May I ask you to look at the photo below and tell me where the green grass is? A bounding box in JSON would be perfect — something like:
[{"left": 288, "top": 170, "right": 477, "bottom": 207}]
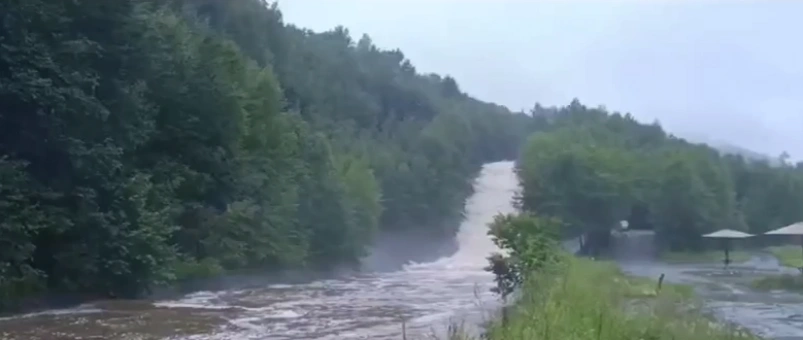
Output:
[
  {"left": 751, "top": 274, "right": 803, "bottom": 292},
  {"left": 751, "top": 246, "right": 803, "bottom": 292},
  {"left": 450, "top": 257, "right": 757, "bottom": 340},
  {"left": 660, "top": 250, "right": 752, "bottom": 264},
  {"left": 766, "top": 245, "right": 803, "bottom": 269}
]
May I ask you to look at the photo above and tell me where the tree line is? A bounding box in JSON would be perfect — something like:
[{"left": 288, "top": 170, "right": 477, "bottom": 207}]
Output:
[
  {"left": 482, "top": 103, "right": 773, "bottom": 340},
  {"left": 486, "top": 100, "right": 802, "bottom": 298},
  {"left": 0, "top": 0, "right": 537, "bottom": 310},
  {"left": 514, "top": 100, "right": 803, "bottom": 257}
]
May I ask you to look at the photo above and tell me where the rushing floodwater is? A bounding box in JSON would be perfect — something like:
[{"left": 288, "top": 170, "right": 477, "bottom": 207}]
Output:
[
  {"left": 4, "top": 161, "right": 803, "bottom": 339},
  {"left": 0, "top": 161, "right": 518, "bottom": 340}
]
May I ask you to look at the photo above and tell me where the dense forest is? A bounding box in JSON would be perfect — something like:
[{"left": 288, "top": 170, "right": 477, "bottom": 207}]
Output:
[
  {"left": 4, "top": 0, "right": 800, "bottom": 316},
  {"left": 514, "top": 100, "right": 803, "bottom": 257},
  {"left": 482, "top": 101, "right": 799, "bottom": 340},
  {"left": 0, "top": 0, "right": 539, "bottom": 309},
  {"left": 485, "top": 100, "right": 803, "bottom": 300}
]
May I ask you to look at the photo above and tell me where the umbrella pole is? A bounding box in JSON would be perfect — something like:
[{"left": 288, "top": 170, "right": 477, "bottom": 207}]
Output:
[{"left": 724, "top": 239, "right": 731, "bottom": 269}]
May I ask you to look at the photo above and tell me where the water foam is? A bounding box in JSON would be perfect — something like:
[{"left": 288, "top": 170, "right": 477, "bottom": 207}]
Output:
[{"left": 164, "top": 161, "right": 521, "bottom": 339}]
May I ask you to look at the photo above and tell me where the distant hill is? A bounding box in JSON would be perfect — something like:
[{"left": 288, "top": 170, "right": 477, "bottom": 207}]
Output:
[
  {"left": 707, "top": 142, "right": 782, "bottom": 165},
  {"left": 679, "top": 132, "right": 775, "bottom": 164},
  {"left": 713, "top": 143, "right": 770, "bottom": 161}
]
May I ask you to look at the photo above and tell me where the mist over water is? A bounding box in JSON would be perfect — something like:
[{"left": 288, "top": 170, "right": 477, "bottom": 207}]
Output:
[
  {"left": 137, "top": 162, "right": 803, "bottom": 339},
  {"left": 5, "top": 161, "right": 803, "bottom": 339},
  {"left": 611, "top": 230, "right": 659, "bottom": 263},
  {"left": 363, "top": 161, "right": 519, "bottom": 274},
  {"left": 152, "top": 161, "right": 519, "bottom": 339},
  {"left": 0, "top": 161, "right": 519, "bottom": 340},
  {"left": 360, "top": 228, "right": 459, "bottom": 274}
]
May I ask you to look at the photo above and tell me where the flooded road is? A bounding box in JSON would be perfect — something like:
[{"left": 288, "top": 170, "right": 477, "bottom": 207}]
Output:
[
  {"left": 616, "top": 232, "right": 803, "bottom": 340},
  {"left": 0, "top": 161, "right": 518, "bottom": 340}
]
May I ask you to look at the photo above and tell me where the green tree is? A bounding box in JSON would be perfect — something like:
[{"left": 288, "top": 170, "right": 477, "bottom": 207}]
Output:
[{"left": 485, "top": 213, "right": 562, "bottom": 298}]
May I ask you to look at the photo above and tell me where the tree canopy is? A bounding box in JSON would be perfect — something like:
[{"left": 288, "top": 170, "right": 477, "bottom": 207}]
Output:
[
  {"left": 516, "top": 100, "right": 803, "bottom": 256},
  {"left": 0, "top": 0, "right": 537, "bottom": 310},
  {"left": 4, "top": 0, "right": 800, "bottom": 314},
  {"left": 488, "top": 100, "right": 802, "bottom": 297}
]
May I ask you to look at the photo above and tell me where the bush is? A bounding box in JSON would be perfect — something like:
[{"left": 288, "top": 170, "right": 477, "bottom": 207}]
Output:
[{"left": 485, "top": 213, "right": 562, "bottom": 298}]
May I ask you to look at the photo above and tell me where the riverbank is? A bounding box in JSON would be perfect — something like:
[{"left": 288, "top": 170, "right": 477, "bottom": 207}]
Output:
[
  {"left": 766, "top": 245, "right": 803, "bottom": 268},
  {"left": 749, "top": 246, "right": 803, "bottom": 292},
  {"left": 450, "top": 257, "right": 758, "bottom": 340},
  {"left": 0, "top": 162, "right": 519, "bottom": 340},
  {"left": 0, "top": 225, "right": 461, "bottom": 318},
  {"left": 0, "top": 261, "right": 358, "bottom": 318}
]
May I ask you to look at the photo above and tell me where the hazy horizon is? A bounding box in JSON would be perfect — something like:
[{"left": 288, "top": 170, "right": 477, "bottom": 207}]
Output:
[{"left": 279, "top": 1, "right": 801, "bottom": 160}]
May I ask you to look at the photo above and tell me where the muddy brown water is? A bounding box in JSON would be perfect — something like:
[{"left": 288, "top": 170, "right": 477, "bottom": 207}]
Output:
[
  {"left": 0, "top": 163, "right": 517, "bottom": 340},
  {"left": 2, "top": 161, "right": 803, "bottom": 339}
]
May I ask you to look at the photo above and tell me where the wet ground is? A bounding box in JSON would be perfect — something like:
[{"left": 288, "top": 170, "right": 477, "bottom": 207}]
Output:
[
  {"left": 620, "top": 253, "right": 803, "bottom": 340},
  {"left": 1, "top": 161, "right": 803, "bottom": 339}
]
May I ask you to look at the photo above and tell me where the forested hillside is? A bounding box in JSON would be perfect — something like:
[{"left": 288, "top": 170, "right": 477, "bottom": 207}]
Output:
[
  {"left": 484, "top": 101, "right": 800, "bottom": 340},
  {"left": 516, "top": 100, "right": 803, "bottom": 256},
  {"left": 0, "top": 0, "right": 538, "bottom": 309}
]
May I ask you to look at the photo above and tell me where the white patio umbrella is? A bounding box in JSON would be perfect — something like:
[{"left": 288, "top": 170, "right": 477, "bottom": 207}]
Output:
[
  {"left": 702, "top": 229, "right": 754, "bottom": 268},
  {"left": 764, "top": 222, "right": 803, "bottom": 272}
]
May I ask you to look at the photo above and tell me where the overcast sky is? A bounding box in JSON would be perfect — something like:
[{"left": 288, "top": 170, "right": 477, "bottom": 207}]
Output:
[{"left": 279, "top": 1, "right": 801, "bottom": 159}]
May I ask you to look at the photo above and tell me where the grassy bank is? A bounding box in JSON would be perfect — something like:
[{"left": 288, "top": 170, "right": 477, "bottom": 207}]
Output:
[
  {"left": 470, "top": 257, "right": 756, "bottom": 340},
  {"left": 750, "top": 245, "right": 803, "bottom": 292},
  {"left": 766, "top": 245, "right": 803, "bottom": 268},
  {"left": 751, "top": 274, "right": 803, "bottom": 292},
  {"left": 660, "top": 250, "right": 752, "bottom": 264}
]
